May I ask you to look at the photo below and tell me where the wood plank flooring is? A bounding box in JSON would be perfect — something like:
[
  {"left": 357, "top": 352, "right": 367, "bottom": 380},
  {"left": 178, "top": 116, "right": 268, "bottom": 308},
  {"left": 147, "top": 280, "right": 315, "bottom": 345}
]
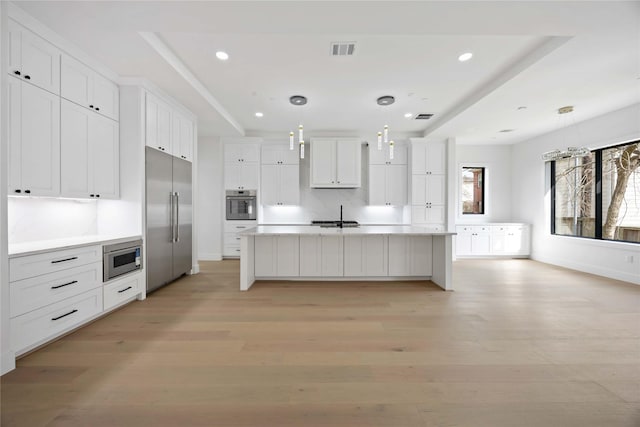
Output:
[{"left": 1, "top": 259, "right": 639, "bottom": 426}]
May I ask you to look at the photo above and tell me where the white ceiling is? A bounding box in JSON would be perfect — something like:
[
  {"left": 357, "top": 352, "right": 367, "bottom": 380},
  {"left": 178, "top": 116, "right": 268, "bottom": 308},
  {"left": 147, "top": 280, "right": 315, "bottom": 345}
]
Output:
[{"left": 12, "top": 1, "right": 640, "bottom": 145}]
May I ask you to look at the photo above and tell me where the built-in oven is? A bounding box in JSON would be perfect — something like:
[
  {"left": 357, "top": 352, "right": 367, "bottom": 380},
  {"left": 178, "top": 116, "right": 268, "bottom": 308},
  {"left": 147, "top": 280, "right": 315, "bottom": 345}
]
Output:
[
  {"left": 226, "top": 190, "right": 257, "bottom": 220},
  {"left": 103, "top": 239, "right": 143, "bottom": 282}
]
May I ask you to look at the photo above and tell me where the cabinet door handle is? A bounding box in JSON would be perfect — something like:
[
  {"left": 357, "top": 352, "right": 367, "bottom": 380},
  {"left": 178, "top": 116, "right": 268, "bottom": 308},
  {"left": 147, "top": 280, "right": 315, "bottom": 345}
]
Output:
[
  {"left": 51, "top": 309, "right": 78, "bottom": 321},
  {"left": 90, "top": 194, "right": 95, "bottom": 197},
  {"left": 51, "top": 256, "right": 78, "bottom": 264},
  {"left": 117, "top": 286, "right": 133, "bottom": 294},
  {"left": 51, "top": 280, "right": 78, "bottom": 290},
  {"left": 24, "top": 75, "right": 31, "bottom": 80},
  {"left": 89, "top": 105, "right": 94, "bottom": 108},
  {"left": 13, "top": 70, "right": 21, "bottom": 76},
  {"left": 96, "top": 194, "right": 100, "bottom": 198},
  {"left": 24, "top": 190, "right": 31, "bottom": 194}
]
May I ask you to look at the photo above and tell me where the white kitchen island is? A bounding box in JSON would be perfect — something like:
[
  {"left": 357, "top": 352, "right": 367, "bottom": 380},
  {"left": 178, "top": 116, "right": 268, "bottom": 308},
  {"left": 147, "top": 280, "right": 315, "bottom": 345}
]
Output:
[{"left": 239, "top": 226, "right": 455, "bottom": 291}]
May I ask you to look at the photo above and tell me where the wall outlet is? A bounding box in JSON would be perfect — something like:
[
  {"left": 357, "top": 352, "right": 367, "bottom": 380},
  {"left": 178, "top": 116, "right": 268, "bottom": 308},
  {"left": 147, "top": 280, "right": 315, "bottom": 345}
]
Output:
[{"left": 625, "top": 255, "right": 634, "bottom": 263}]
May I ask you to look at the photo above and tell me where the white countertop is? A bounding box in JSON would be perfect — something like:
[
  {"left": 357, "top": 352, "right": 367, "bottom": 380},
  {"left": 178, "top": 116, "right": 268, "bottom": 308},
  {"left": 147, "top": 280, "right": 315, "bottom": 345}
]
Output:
[
  {"left": 239, "top": 225, "right": 455, "bottom": 236},
  {"left": 9, "top": 234, "right": 143, "bottom": 258}
]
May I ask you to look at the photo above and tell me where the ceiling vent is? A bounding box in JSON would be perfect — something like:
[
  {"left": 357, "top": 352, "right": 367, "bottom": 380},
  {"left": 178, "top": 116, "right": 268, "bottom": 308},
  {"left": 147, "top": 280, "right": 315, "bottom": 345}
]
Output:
[
  {"left": 331, "top": 42, "right": 356, "bottom": 56},
  {"left": 414, "top": 113, "right": 434, "bottom": 120}
]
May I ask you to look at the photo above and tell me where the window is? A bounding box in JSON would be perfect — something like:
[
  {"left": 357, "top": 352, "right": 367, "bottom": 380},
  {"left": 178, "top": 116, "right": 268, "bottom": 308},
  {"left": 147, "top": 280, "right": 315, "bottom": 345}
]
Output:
[
  {"left": 461, "top": 167, "right": 485, "bottom": 214},
  {"left": 551, "top": 140, "right": 640, "bottom": 243}
]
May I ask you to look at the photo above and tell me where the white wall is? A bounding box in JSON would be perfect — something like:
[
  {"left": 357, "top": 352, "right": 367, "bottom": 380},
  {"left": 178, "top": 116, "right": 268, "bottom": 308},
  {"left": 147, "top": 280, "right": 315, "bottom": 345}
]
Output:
[
  {"left": 197, "top": 136, "right": 223, "bottom": 260},
  {"left": 512, "top": 103, "right": 640, "bottom": 284},
  {"left": 455, "top": 144, "right": 513, "bottom": 223}
]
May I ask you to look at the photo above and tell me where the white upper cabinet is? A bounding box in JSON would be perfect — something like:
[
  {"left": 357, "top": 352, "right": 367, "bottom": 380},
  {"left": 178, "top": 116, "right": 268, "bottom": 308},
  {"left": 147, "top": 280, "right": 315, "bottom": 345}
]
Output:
[
  {"left": 8, "top": 76, "right": 60, "bottom": 197},
  {"left": 261, "top": 144, "right": 299, "bottom": 165},
  {"left": 261, "top": 144, "right": 300, "bottom": 206},
  {"left": 225, "top": 143, "right": 260, "bottom": 163},
  {"left": 61, "top": 54, "right": 119, "bottom": 121},
  {"left": 368, "top": 145, "right": 408, "bottom": 206},
  {"left": 145, "top": 92, "right": 173, "bottom": 154},
  {"left": 172, "top": 111, "right": 194, "bottom": 162},
  {"left": 369, "top": 144, "right": 408, "bottom": 165},
  {"left": 310, "top": 138, "right": 361, "bottom": 188},
  {"left": 412, "top": 140, "right": 445, "bottom": 175},
  {"left": 60, "top": 100, "right": 119, "bottom": 199},
  {"left": 412, "top": 174, "right": 445, "bottom": 205},
  {"left": 8, "top": 20, "right": 60, "bottom": 95}
]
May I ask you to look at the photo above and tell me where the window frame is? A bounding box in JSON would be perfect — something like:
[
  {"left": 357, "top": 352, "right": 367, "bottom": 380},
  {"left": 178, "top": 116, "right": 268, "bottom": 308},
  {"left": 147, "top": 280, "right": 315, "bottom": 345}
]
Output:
[
  {"left": 550, "top": 139, "right": 640, "bottom": 245},
  {"left": 459, "top": 163, "right": 489, "bottom": 218}
]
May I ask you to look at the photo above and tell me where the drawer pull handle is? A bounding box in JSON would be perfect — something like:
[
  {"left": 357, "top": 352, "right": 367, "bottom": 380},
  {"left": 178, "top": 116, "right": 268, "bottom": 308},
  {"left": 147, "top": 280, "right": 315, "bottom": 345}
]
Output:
[
  {"left": 118, "top": 286, "right": 133, "bottom": 294},
  {"left": 51, "top": 256, "right": 78, "bottom": 264},
  {"left": 51, "top": 280, "right": 78, "bottom": 290},
  {"left": 51, "top": 309, "right": 78, "bottom": 321}
]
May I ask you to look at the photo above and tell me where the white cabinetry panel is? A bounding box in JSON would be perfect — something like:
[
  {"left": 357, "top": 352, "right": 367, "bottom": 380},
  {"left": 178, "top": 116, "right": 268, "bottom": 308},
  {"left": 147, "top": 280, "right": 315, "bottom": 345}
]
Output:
[
  {"left": 145, "top": 92, "right": 173, "bottom": 154},
  {"left": 344, "top": 236, "right": 388, "bottom": 277},
  {"left": 456, "top": 224, "right": 530, "bottom": 257},
  {"left": 8, "top": 76, "right": 60, "bottom": 197},
  {"left": 310, "top": 138, "right": 361, "bottom": 188},
  {"left": 260, "top": 144, "right": 300, "bottom": 206},
  {"left": 103, "top": 273, "right": 142, "bottom": 311},
  {"left": 8, "top": 19, "right": 60, "bottom": 95},
  {"left": 388, "top": 236, "right": 433, "bottom": 276},
  {"left": 254, "top": 236, "right": 299, "bottom": 277}
]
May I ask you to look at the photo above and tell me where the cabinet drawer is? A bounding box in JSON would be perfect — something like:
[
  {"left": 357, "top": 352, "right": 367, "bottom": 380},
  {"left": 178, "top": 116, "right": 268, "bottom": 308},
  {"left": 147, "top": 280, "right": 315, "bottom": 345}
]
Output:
[
  {"left": 224, "top": 232, "right": 242, "bottom": 246},
  {"left": 10, "top": 245, "right": 102, "bottom": 282},
  {"left": 11, "top": 287, "right": 103, "bottom": 354},
  {"left": 104, "top": 273, "right": 141, "bottom": 311},
  {"left": 10, "top": 261, "right": 102, "bottom": 317},
  {"left": 223, "top": 245, "right": 242, "bottom": 257},
  {"left": 224, "top": 222, "right": 255, "bottom": 233}
]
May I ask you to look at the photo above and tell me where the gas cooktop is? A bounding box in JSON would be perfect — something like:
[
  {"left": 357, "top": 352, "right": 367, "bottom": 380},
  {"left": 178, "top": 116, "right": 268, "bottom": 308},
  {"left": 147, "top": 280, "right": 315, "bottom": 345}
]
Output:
[{"left": 311, "top": 220, "right": 359, "bottom": 228}]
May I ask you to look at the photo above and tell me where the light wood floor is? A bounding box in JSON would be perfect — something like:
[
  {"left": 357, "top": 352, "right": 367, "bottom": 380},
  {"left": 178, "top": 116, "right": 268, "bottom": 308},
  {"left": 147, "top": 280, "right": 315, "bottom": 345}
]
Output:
[{"left": 1, "top": 259, "right": 639, "bottom": 426}]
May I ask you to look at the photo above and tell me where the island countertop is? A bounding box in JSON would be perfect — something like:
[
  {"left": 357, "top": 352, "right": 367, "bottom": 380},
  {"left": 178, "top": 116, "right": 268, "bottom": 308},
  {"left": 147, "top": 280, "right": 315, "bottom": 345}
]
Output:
[{"left": 239, "top": 225, "right": 456, "bottom": 236}]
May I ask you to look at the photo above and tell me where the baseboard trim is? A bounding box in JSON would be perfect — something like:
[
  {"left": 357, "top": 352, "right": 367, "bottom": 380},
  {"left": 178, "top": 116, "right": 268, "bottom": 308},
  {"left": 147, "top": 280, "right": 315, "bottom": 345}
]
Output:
[
  {"left": 191, "top": 263, "right": 200, "bottom": 275},
  {"left": 532, "top": 253, "right": 640, "bottom": 285},
  {"left": 1, "top": 349, "right": 16, "bottom": 375},
  {"left": 199, "top": 253, "right": 222, "bottom": 261}
]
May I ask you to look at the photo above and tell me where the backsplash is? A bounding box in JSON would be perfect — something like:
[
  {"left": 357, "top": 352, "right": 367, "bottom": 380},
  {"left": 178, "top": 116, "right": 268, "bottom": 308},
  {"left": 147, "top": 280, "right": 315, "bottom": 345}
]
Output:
[
  {"left": 259, "top": 145, "right": 409, "bottom": 224},
  {"left": 8, "top": 197, "right": 98, "bottom": 243}
]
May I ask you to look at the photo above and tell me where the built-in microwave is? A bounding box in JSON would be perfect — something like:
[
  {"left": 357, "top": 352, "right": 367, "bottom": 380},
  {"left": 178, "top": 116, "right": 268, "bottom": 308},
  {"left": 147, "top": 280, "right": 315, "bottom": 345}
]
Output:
[
  {"left": 226, "top": 190, "right": 257, "bottom": 220},
  {"left": 103, "top": 239, "right": 143, "bottom": 282}
]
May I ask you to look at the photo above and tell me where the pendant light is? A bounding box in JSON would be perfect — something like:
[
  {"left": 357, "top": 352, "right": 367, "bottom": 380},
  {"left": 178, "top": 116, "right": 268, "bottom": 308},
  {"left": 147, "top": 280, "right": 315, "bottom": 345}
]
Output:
[
  {"left": 289, "top": 95, "right": 307, "bottom": 159},
  {"left": 376, "top": 95, "right": 396, "bottom": 150},
  {"left": 541, "top": 106, "right": 589, "bottom": 161},
  {"left": 376, "top": 95, "right": 395, "bottom": 156}
]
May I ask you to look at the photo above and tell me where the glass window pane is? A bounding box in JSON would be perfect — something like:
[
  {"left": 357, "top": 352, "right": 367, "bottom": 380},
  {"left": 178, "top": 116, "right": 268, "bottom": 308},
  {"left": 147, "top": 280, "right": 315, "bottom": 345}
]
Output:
[
  {"left": 602, "top": 142, "right": 640, "bottom": 243},
  {"left": 554, "top": 154, "right": 595, "bottom": 237},
  {"left": 462, "top": 167, "right": 484, "bottom": 214}
]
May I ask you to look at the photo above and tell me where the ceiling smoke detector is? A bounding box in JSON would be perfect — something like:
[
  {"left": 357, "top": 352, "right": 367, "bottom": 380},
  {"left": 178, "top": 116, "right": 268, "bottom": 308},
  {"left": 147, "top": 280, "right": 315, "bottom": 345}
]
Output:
[
  {"left": 330, "top": 42, "right": 356, "bottom": 56},
  {"left": 289, "top": 95, "right": 308, "bottom": 106},
  {"left": 376, "top": 95, "right": 395, "bottom": 106},
  {"left": 414, "top": 113, "right": 434, "bottom": 120}
]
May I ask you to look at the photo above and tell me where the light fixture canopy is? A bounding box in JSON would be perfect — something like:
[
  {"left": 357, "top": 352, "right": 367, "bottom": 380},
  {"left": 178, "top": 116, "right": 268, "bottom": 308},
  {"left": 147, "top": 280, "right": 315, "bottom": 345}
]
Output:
[
  {"left": 289, "top": 95, "right": 308, "bottom": 106},
  {"left": 376, "top": 95, "right": 395, "bottom": 106}
]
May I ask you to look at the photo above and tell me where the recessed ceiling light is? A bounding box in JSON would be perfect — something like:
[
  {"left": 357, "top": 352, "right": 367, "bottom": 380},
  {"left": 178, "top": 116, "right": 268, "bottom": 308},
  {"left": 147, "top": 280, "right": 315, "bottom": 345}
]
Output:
[
  {"left": 404, "top": 113, "right": 413, "bottom": 118},
  {"left": 255, "top": 112, "right": 264, "bottom": 118},
  {"left": 458, "top": 52, "right": 473, "bottom": 62},
  {"left": 215, "top": 51, "right": 229, "bottom": 61}
]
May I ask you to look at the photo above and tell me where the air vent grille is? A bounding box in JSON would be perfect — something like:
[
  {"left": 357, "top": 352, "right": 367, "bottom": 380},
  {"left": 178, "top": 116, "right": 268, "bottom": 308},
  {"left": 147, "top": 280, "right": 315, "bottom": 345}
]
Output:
[
  {"left": 331, "top": 42, "right": 356, "bottom": 56},
  {"left": 415, "top": 113, "right": 434, "bottom": 120}
]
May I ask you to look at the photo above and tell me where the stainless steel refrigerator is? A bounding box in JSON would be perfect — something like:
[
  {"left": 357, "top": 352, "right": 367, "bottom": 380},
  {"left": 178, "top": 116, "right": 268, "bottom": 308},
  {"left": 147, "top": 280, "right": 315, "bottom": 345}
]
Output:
[{"left": 145, "top": 147, "right": 193, "bottom": 293}]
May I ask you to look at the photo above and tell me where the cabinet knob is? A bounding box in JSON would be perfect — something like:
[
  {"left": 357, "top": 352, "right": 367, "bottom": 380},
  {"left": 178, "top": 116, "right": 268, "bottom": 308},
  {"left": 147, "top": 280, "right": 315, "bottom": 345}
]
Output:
[
  {"left": 14, "top": 189, "right": 21, "bottom": 193},
  {"left": 24, "top": 190, "right": 31, "bottom": 194},
  {"left": 13, "top": 70, "right": 21, "bottom": 76},
  {"left": 89, "top": 105, "right": 94, "bottom": 109},
  {"left": 96, "top": 194, "right": 100, "bottom": 198},
  {"left": 24, "top": 75, "right": 31, "bottom": 80},
  {"left": 95, "top": 107, "right": 100, "bottom": 111},
  {"left": 90, "top": 194, "right": 95, "bottom": 197}
]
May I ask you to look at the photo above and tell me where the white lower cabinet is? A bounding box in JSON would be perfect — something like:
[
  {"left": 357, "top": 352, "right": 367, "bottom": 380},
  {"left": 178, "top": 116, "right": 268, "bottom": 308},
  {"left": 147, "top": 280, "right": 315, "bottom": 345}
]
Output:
[
  {"left": 388, "top": 235, "right": 433, "bottom": 276},
  {"left": 299, "top": 235, "right": 344, "bottom": 277},
  {"left": 224, "top": 221, "right": 256, "bottom": 257},
  {"left": 10, "top": 261, "right": 102, "bottom": 317},
  {"left": 344, "top": 235, "right": 388, "bottom": 277},
  {"left": 456, "top": 224, "right": 530, "bottom": 257},
  {"left": 103, "top": 272, "right": 142, "bottom": 311},
  {"left": 255, "top": 236, "right": 299, "bottom": 277},
  {"left": 11, "top": 287, "right": 102, "bottom": 355}
]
